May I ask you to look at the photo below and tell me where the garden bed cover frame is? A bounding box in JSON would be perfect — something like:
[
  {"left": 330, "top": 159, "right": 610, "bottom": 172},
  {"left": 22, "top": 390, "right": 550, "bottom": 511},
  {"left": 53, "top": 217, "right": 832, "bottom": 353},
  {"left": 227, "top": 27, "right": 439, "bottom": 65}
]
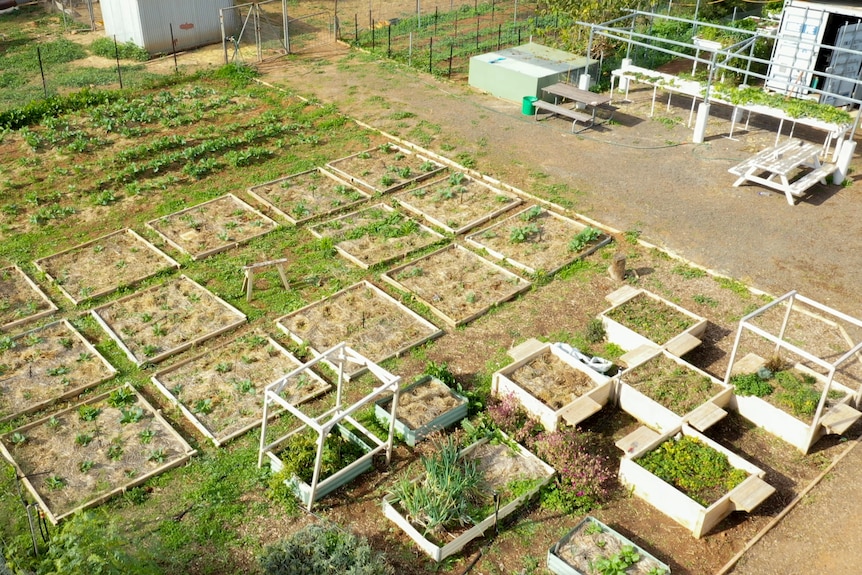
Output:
[{"left": 258, "top": 343, "right": 401, "bottom": 510}]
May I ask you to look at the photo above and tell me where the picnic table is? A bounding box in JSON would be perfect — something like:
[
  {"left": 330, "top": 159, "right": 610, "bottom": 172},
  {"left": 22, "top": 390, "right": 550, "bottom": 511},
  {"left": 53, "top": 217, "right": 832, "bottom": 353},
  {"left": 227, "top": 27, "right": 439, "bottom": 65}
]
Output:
[
  {"left": 728, "top": 138, "right": 838, "bottom": 205},
  {"left": 532, "top": 82, "right": 613, "bottom": 132}
]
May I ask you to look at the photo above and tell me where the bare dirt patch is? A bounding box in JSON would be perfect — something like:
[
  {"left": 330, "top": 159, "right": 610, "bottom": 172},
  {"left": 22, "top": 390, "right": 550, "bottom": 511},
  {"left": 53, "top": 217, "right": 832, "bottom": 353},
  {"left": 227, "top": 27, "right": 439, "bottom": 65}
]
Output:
[
  {"left": 381, "top": 376, "right": 464, "bottom": 430},
  {"left": 147, "top": 194, "right": 278, "bottom": 261},
  {"left": 466, "top": 205, "right": 608, "bottom": 275},
  {"left": 91, "top": 275, "right": 247, "bottom": 365},
  {"left": 0, "top": 385, "right": 195, "bottom": 523},
  {"left": 276, "top": 281, "right": 442, "bottom": 379},
  {"left": 34, "top": 228, "right": 179, "bottom": 305},
  {"left": 394, "top": 173, "right": 522, "bottom": 234},
  {"left": 0, "top": 320, "right": 116, "bottom": 423},
  {"left": 382, "top": 244, "right": 531, "bottom": 327},
  {"left": 326, "top": 142, "right": 446, "bottom": 193},
  {"left": 0, "top": 266, "right": 57, "bottom": 330},
  {"left": 309, "top": 203, "right": 445, "bottom": 269},
  {"left": 247, "top": 167, "right": 370, "bottom": 224}
]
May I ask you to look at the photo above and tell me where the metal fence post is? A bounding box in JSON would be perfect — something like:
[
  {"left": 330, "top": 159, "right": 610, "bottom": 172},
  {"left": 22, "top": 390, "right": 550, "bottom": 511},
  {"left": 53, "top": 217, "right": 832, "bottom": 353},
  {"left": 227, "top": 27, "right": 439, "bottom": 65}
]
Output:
[
  {"left": 448, "top": 43, "right": 453, "bottom": 77},
  {"left": 37, "top": 46, "right": 47, "bottom": 98},
  {"left": 113, "top": 35, "right": 123, "bottom": 89},
  {"left": 429, "top": 37, "right": 433, "bottom": 74},
  {"left": 388, "top": 24, "right": 391, "bottom": 58},
  {"left": 475, "top": 14, "right": 479, "bottom": 50}
]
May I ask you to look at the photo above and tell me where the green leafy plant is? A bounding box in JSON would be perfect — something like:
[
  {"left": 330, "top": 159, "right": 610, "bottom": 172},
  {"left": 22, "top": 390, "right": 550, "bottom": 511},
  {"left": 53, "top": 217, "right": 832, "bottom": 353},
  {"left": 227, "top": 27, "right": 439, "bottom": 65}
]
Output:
[
  {"left": 79, "top": 460, "right": 95, "bottom": 473},
  {"left": 509, "top": 223, "right": 539, "bottom": 244},
  {"left": 215, "top": 362, "right": 233, "bottom": 374},
  {"left": 45, "top": 475, "right": 67, "bottom": 491},
  {"left": 75, "top": 433, "right": 93, "bottom": 447},
  {"left": 78, "top": 405, "right": 102, "bottom": 422},
  {"left": 193, "top": 398, "right": 213, "bottom": 415},
  {"left": 108, "top": 387, "right": 137, "bottom": 407},
  {"left": 46, "top": 365, "right": 71, "bottom": 376},
  {"left": 107, "top": 444, "right": 124, "bottom": 461},
  {"left": 520, "top": 205, "right": 543, "bottom": 221},
  {"left": 47, "top": 416, "right": 61, "bottom": 429},
  {"left": 279, "top": 428, "right": 367, "bottom": 485},
  {"left": 120, "top": 406, "right": 145, "bottom": 424},
  {"left": 148, "top": 448, "right": 167, "bottom": 464},
  {"left": 731, "top": 372, "right": 774, "bottom": 397},
  {"left": 10, "top": 432, "right": 26, "bottom": 445},
  {"left": 139, "top": 428, "right": 156, "bottom": 444},
  {"left": 568, "top": 227, "right": 602, "bottom": 252}
]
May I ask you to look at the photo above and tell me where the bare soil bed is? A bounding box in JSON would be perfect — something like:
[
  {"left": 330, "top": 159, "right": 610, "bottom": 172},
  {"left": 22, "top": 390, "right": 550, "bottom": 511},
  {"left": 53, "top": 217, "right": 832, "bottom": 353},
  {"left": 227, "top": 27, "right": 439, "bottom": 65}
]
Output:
[
  {"left": 0, "top": 266, "right": 56, "bottom": 330},
  {"left": 309, "top": 203, "right": 445, "bottom": 269},
  {"left": 383, "top": 376, "right": 463, "bottom": 430},
  {"left": 623, "top": 353, "right": 725, "bottom": 415},
  {"left": 466, "top": 205, "right": 608, "bottom": 275},
  {"left": 276, "top": 281, "right": 442, "bottom": 379},
  {"left": 394, "top": 173, "right": 522, "bottom": 234},
  {"left": 152, "top": 332, "right": 331, "bottom": 446},
  {"left": 382, "top": 244, "right": 531, "bottom": 327},
  {"left": 0, "top": 320, "right": 117, "bottom": 423},
  {"left": 325, "top": 142, "right": 446, "bottom": 193},
  {"left": 34, "top": 228, "right": 179, "bottom": 305},
  {"left": 508, "top": 349, "right": 597, "bottom": 409},
  {"left": 91, "top": 275, "right": 247, "bottom": 365},
  {"left": 147, "top": 194, "right": 278, "bottom": 260},
  {"left": 247, "top": 167, "right": 370, "bottom": 224},
  {"left": 0, "top": 385, "right": 195, "bottom": 523}
]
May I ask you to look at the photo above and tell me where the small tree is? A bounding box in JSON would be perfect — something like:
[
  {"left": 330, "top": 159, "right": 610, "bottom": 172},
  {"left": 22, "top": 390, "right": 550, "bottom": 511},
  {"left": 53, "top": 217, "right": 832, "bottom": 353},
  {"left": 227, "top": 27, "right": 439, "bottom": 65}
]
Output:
[{"left": 259, "top": 524, "right": 393, "bottom": 575}]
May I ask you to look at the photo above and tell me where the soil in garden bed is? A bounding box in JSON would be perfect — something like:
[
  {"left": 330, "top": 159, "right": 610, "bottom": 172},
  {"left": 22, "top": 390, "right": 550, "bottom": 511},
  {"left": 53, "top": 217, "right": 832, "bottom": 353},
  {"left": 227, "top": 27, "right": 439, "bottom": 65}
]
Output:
[
  {"left": 466, "top": 205, "right": 604, "bottom": 274},
  {"left": 326, "top": 142, "right": 445, "bottom": 193},
  {"left": 623, "top": 353, "right": 724, "bottom": 415},
  {"left": 555, "top": 518, "right": 669, "bottom": 575},
  {"left": 0, "top": 267, "right": 54, "bottom": 328},
  {"left": 732, "top": 365, "right": 848, "bottom": 424},
  {"left": 605, "top": 292, "right": 697, "bottom": 346},
  {"left": 508, "top": 350, "right": 596, "bottom": 409},
  {"left": 384, "top": 377, "right": 463, "bottom": 430}
]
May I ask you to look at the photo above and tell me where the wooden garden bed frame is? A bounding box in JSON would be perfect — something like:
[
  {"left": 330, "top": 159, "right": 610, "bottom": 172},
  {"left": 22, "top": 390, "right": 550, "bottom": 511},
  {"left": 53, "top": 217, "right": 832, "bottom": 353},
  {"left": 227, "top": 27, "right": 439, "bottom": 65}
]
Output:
[
  {"left": 600, "top": 286, "right": 708, "bottom": 361},
  {"left": 618, "top": 424, "right": 774, "bottom": 539},
  {"left": 381, "top": 244, "right": 532, "bottom": 328},
  {"left": 492, "top": 341, "right": 613, "bottom": 431},
  {"left": 617, "top": 349, "right": 734, "bottom": 434},
  {"left": 464, "top": 206, "right": 611, "bottom": 276},
  {"left": 275, "top": 280, "right": 443, "bottom": 380},
  {"left": 393, "top": 174, "right": 522, "bottom": 235},
  {"left": 151, "top": 334, "right": 331, "bottom": 447},
  {"left": 0, "top": 265, "right": 57, "bottom": 330},
  {"left": 146, "top": 193, "right": 278, "bottom": 261},
  {"left": 308, "top": 203, "right": 445, "bottom": 270},
  {"left": 258, "top": 343, "right": 401, "bottom": 510},
  {"left": 325, "top": 143, "right": 446, "bottom": 194},
  {"left": 0, "top": 384, "right": 196, "bottom": 524},
  {"left": 0, "top": 319, "right": 117, "bottom": 424},
  {"left": 724, "top": 291, "right": 862, "bottom": 453},
  {"left": 247, "top": 167, "right": 371, "bottom": 225},
  {"left": 91, "top": 275, "right": 247, "bottom": 366},
  {"left": 33, "top": 228, "right": 180, "bottom": 305}
]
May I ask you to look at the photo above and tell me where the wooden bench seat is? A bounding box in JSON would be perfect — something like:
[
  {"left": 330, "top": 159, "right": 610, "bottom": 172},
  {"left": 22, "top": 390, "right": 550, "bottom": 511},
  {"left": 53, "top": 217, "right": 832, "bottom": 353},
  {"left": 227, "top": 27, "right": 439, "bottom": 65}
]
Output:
[
  {"left": 730, "top": 475, "right": 775, "bottom": 512},
  {"left": 532, "top": 100, "right": 593, "bottom": 132},
  {"left": 786, "top": 164, "right": 838, "bottom": 198}
]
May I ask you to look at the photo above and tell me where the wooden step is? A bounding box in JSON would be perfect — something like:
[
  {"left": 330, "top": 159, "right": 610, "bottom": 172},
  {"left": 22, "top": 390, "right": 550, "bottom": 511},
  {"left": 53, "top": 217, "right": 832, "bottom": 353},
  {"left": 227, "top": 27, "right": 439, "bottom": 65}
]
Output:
[
  {"left": 730, "top": 353, "right": 766, "bottom": 377},
  {"left": 507, "top": 338, "right": 546, "bottom": 362},
  {"left": 615, "top": 425, "right": 660, "bottom": 456},
  {"left": 605, "top": 285, "right": 640, "bottom": 306},
  {"left": 820, "top": 403, "right": 862, "bottom": 435},
  {"left": 665, "top": 332, "right": 702, "bottom": 356},
  {"left": 619, "top": 344, "right": 659, "bottom": 369},
  {"left": 686, "top": 402, "right": 727, "bottom": 432},
  {"left": 730, "top": 475, "right": 775, "bottom": 512},
  {"left": 559, "top": 396, "right": 603, "bottom": 427}
]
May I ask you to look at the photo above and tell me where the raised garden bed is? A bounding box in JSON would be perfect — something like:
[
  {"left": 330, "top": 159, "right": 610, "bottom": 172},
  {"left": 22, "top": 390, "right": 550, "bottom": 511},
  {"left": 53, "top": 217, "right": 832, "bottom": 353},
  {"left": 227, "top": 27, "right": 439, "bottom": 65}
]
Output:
[
  {"left": 33, "top": 228, "right": 180, "bottom": 305},
  {"left": 309, "top": 203, "right": 445, "bottom": 269},
  {"left": 151, "top": 332, "right": 331, "bottom": 446},
  {"left": 374, "top": 375, "right": 468, "bottom": 446},
  {"left": 276, "top": 281, "right": 442, "bottom": 380},
  {"left": 492, "top": 342, "right": 612, "bottom": 431},
  {"left": 0, "top": 266, "right": 57, "bottom": 330},
  {"left": 618, "top": 350, "right": 733, "bottom": 433},
  {"left": 91, "top": 275, "right": 247, "bottom": 366},
  {"left": 465, "top": 205, "right": 610, "bottom": 275},
  {"left": 0, "top": 320, "right": 117, "bottom": 424},
  {"left": 325, "top": 142, "right": 446, "bottom": 194},
  {"left": 618, "top": 424, "right": 774, "bottom": 538},
  {"left": 601, "top": 287, "right": 707, "bottom": 353},
  {"left": 393, "top": 172, "right": 522, "bottom": 234},
  {"left": 247, "top": 167, "right": 370, "bottom": 225},
  {"left": 548, "top": 516, "right": 670, "bottom": 575},
  {"left": 146, "top": 193, "right": 278, "bottom": 261},
  {"left": 0, "top": 384, "right": 196, "bottom": 524},
  {"left": 729, "top": 353, "right": 860, "bottom": 453},
  {"left": 383, "top": 433, "right": 555, "bottom": 561},
  {"left": 381, "top": 244, "right": 531, "bottom": 328}
]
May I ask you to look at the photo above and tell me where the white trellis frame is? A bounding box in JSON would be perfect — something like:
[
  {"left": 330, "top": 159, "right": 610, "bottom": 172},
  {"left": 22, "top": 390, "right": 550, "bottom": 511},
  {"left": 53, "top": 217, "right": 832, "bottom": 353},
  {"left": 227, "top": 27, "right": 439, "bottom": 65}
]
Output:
[
  {"left": 724, "top": 290, "right": 862, "bottom": 453},
  {"left": 257, "top": 342, "right": 401, "bottom": 510}
]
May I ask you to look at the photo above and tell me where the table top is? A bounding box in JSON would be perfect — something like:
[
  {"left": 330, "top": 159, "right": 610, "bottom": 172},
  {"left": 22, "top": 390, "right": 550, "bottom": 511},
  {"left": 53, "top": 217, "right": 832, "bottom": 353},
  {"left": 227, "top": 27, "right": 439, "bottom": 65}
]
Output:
[
  {"left": 750, "top": 139, "right": 820, "bottom": 176},
  {"left": 542, "top": 82, "right": 611, "bottom": 107}
]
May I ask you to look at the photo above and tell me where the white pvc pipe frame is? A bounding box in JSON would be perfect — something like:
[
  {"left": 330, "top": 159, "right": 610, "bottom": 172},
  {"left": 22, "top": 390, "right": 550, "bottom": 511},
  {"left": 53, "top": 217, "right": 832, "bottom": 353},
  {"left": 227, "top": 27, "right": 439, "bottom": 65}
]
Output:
[
  {"left": 257, "top": 342, "right": 401, "bottom": 510},
  {"left": 723, "top": 291, "right": 862, "bottom": 449}
]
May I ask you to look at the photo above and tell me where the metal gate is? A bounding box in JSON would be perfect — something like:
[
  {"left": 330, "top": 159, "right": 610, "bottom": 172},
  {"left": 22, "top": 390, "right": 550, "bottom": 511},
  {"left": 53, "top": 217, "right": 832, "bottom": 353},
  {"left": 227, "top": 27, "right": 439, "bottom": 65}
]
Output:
[
  {"left": 821, "top": 21, "right": 862, "bottom": 106},
  {"left": 286, "top": 11, "right": 335, "bottom": 54},
  {"left": 220, "top": 0, "right": 286, "bottom": 64}
]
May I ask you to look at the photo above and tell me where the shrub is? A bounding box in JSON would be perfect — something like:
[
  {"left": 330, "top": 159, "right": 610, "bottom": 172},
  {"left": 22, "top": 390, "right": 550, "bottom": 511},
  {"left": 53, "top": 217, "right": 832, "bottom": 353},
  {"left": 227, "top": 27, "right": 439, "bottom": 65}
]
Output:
[
  {"left": 259, "top": 523, "right": 393, "bottom": 575},
  {"left": 486, "top": 393, "right": 540, "bottom": 445},
  {"left": 90, "top": 37, "right": 150, "bottom": 61}
]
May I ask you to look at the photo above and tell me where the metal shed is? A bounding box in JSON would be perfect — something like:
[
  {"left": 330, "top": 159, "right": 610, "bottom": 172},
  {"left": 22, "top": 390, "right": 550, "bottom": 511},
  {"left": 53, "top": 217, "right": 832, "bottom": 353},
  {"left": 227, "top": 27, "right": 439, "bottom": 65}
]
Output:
[
  {"left": 101, "top": 0, "right": 239, "bottom": 54},
  {"left": 468, "top": 42, "right": 595, "bottom": 103}
]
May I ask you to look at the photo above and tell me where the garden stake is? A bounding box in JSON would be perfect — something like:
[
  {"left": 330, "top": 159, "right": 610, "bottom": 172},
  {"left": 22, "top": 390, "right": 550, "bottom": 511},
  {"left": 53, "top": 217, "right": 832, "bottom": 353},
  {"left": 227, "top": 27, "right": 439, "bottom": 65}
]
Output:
[
  {"left": 448, "top": 44, "right": 453, "bottom": 77},
  {"left": 388, "top": 24, "right": 391, "bottom": 58},
  {"left": 37, "top": 47, "right": 47, "bottom": 98},
  {"left": 429, "top": 37, "right": 433, "bottom": 74},
  {"left": 113, "top": 35, "right": 123, "bottom": 89}
]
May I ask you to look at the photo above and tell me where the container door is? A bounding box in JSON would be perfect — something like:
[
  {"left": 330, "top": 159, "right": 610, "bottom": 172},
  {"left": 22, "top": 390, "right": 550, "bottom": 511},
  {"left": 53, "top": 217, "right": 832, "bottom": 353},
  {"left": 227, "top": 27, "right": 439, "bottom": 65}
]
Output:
[
  {"left": 821, "top": 21, "right": 862, "bottom": 106},
  {"left": 766, "top": 4, "right": 828, "bottom": 95}
]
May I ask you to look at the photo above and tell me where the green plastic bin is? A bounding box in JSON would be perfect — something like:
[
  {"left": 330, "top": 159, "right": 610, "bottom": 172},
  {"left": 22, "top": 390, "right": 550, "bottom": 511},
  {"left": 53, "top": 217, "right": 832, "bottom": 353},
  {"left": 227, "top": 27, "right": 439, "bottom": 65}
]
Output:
[{"left": 522, "top": 96, "right": 538, "bottom": 115}]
